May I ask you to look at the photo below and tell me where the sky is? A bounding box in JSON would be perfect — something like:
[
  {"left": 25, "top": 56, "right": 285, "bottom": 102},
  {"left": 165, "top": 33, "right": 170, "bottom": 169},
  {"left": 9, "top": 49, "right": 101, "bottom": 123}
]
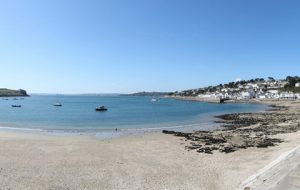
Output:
[{"left": 0, "top": 0, "right": 300, "bottom": 94}]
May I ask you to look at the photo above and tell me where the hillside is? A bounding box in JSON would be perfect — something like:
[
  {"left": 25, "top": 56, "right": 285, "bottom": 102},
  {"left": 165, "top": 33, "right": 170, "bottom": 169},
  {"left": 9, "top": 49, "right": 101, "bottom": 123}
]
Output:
[
  {"left": 171, "top": 76, "right": 300, "bottom": 99},
  {"left": 0, "top": 88, "right": 29, "bottom": 97}
]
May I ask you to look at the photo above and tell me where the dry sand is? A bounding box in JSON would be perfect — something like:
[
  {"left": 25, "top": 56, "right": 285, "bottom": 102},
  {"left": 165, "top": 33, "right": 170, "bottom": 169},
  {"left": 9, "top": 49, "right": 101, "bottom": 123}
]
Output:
[{"left": 0, "top": 130, "right": 300, "bottom": 190}]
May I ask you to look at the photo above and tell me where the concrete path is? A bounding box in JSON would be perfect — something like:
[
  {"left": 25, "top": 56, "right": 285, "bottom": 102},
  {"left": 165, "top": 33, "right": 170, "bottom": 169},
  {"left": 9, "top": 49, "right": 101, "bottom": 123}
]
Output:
[
  {"left": 270, "top": 163, "right": 300, "bottom": 190},
  {"left": 241, "top": 145, "right": 300, "bottom": 190}
]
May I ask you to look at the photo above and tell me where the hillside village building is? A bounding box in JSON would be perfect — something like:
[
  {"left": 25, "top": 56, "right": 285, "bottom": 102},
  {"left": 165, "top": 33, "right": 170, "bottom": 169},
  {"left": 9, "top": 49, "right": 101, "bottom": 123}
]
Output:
[{"left": 193, "top": 79, "right": 299, "bottom": 100}]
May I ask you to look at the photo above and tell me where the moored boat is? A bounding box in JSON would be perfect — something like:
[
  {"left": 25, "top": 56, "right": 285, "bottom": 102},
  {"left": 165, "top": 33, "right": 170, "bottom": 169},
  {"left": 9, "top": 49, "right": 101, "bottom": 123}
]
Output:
[
  {"left": 95, "top": 106, "right": 108, "bottom": 111},
  {"left": 53, "top": 103, "right": 62, "bottom": 107},
  {"left": 11, "top": 105, "right": 21, "bottom": 108},
  {"left": 151, "top": 98, "right": 158, "bottom": 102}
]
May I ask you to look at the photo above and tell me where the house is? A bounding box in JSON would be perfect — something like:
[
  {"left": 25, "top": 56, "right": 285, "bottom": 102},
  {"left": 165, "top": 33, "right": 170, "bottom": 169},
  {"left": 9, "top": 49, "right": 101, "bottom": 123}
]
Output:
[
  {"left": 241, "top": 92, "right": 250, "bottom": 99},
  {"left": 258, "top": 94, "right": 266, "bottom": 99},
  {"left": 295, "top": 83, "right": 300, "bottom": 87},
  {"left": 241, "top": 90, "right": 256, "bottom": 99},
  {"left": 265, "top": 90, "right": 280, "bottom": 99},
  {"left": 280, "top": 92, "right": 296, "bottom": 100},
  {"left": 221, "top": 88, "right": 229, "bottom": 93},
  {"left": 268, "top": 90, "right": 278, "bottom": 93},
  {"left": 237, "top": 84, "right": 244, "bottom": 89}
]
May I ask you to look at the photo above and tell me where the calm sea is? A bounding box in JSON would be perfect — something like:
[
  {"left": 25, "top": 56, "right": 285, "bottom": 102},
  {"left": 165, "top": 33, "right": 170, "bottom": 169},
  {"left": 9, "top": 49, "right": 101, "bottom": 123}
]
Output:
[{"left": 0, "top": 95, "right": 267, "bottom": 133}]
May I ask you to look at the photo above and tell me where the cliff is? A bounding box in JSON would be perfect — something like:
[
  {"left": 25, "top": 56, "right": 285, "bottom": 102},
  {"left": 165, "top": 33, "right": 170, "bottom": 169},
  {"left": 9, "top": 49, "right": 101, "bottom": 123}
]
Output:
[{"left": 0, "top": 88, "right": 29, "bottom": 97}]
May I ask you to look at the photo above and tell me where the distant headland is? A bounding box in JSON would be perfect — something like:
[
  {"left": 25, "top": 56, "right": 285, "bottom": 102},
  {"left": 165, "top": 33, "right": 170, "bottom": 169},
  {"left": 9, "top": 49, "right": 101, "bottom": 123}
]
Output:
[
  {"left": 124, "top": 91, "right": 171, "bottom": 96},
  {"left": 0, "top": 88, "right": 29, "bottom": 97}
]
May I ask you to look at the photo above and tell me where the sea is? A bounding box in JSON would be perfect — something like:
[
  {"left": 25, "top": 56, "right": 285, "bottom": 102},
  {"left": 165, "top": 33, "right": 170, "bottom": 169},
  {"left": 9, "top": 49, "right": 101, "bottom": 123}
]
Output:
[{"left": 0, "top": 95, "right": 268, "bottom": 136}]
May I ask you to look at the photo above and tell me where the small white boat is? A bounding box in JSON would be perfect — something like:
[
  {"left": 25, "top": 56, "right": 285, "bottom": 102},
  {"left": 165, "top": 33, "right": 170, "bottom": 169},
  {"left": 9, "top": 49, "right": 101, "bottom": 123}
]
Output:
[
  {"left": 53, "top": 103, "right": 62, "bottom": 107},
  {"left": 151, "top": 98, "right": 158, "bottom": 102}
]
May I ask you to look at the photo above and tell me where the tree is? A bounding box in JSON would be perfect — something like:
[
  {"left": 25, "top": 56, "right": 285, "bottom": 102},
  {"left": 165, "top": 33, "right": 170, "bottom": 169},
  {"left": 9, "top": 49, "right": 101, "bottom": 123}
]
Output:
[{"left": 268, "top": 77, "right": 275, "bottom": 81}]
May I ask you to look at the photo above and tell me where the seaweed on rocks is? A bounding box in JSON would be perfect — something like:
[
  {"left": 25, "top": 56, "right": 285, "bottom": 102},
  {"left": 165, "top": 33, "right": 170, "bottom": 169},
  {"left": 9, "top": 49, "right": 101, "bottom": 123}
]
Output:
[{"left": 162, "top": 103, "right": 300, "bottom": 154}]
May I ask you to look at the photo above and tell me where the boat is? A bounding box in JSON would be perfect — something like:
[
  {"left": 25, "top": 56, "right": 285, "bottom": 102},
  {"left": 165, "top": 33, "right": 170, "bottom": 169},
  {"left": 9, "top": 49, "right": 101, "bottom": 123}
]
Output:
[
  {"left": 95, "top": 106, "right": 108, "bottom": 111},
  {"left": 11, "top": 105, "right": 21, "bottom": 108},
  {"left": 13, "top": 98, "right": 18, "bottom": 100},
  {"left": 53, "top": 103, "right": 62, "bottom": 107},
  {"left": 151, "top": 98, "right": 158, "bottom": 102}
]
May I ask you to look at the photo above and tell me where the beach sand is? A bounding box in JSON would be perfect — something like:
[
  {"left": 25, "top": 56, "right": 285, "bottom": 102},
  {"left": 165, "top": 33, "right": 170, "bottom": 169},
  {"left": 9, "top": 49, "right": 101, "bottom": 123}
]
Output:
[{"left": 0, "top": 130, "right": 300, "bottom": 190}]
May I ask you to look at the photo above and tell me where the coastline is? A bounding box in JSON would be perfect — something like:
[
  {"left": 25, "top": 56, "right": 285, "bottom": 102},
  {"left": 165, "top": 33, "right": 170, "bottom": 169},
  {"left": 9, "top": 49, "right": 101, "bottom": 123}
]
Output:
[
  {"left": 165, "top": 95, "right": 289, "bottom": 105},
  {"left": 165, "top": 95, "right": 223, "bottom": 103},
  {"left": 0, "top": 99, "right": 299, "bottom": 189}
]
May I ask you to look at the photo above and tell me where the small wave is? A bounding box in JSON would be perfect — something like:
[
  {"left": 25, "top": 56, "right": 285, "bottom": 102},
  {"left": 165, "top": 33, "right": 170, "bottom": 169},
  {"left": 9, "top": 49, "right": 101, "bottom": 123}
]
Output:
[
  {"left": 123, "top": 122, "right": 213, "bottom": 131},
  {"left": 0, "top": 121, "right": 216, "bottom": 134},
  {"left": 0, "top": 126, "right": 43, "bottom": 132}
]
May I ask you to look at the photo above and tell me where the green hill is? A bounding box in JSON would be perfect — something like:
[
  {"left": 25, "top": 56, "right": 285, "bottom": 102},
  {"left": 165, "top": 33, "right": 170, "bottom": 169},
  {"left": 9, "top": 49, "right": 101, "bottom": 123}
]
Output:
[{"left": 0, "top": 88, "right": 29, "bottom": 97}]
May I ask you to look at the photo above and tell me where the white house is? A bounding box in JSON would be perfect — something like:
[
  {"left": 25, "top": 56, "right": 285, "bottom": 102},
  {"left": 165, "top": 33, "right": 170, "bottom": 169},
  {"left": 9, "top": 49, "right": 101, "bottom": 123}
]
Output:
[
  {"left": 252, "top": 84, "right": 259, "bottom": 89},
  {"left": 280, "top": 92, "right": 296, "bottom": 99},
  {"left": 295, "top": 83, "right": 300, "bottom": 87},
  {"left": 221, "top": 88, "right": 229, "bottom": 93},
  {"left": 258, "top": 94, "right": 266, "bottom": 99},
  {"left": 238, "top": 84, "right": 244, "bottom": 89},
  {"left": 241, "top": 90, "right": 256, "bottom": 99},
  {"left": 267, "top": 90, "right": 279, "bottom": 97},
  {"left": 241, "top": 92, "right": 250, "bottom": 99}
]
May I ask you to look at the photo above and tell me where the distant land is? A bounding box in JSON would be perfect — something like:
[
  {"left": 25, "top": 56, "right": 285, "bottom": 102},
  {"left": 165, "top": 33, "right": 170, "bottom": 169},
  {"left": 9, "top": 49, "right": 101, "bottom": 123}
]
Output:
[
  {"left": 124, "top": 91, "right": 171, "bottom": 96},
  {"left": 30, "top": 93, "right": 121, "bottom": 96},
  {"left": 0, "top": 88, "right": 29, "bottom": 97}
]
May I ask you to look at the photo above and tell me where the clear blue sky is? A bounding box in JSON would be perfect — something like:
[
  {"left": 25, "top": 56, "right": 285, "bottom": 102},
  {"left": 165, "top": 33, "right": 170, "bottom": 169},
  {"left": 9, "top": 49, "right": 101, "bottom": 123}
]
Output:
[{"left": 1, "top": 0, "right": 299, "bottom": 94}]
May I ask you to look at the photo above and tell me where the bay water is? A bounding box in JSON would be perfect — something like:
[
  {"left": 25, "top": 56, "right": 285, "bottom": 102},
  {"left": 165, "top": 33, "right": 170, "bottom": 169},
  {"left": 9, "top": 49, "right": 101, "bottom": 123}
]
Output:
[{"left": 0, "top": 95, "right": 267, "bottom": 133}]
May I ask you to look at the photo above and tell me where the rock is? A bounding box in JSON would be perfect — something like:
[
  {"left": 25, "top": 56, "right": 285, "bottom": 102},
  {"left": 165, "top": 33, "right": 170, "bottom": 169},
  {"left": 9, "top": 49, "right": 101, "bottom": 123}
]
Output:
[{"left": 162, "top": 104, "right": 298, "bottom": 154}]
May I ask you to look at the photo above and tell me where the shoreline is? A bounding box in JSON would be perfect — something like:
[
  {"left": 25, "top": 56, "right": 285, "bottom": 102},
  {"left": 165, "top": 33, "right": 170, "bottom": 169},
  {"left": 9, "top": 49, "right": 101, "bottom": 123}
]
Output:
[
  {"left": 165, "top": 95, "right": 298, "bottom": 104},
  {"left": 0, "top": 122, "right": 216, "bottom": 139}
]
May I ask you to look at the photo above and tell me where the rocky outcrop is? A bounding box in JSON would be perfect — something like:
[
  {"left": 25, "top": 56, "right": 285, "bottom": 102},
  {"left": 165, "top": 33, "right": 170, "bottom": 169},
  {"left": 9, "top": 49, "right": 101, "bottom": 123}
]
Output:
[{"left": 163, "top": 104, "right": 300, "bottom": 154}]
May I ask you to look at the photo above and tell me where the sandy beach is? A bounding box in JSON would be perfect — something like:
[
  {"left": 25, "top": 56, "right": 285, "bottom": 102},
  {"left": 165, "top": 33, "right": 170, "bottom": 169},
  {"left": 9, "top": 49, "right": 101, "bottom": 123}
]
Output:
[
  {"left": 0, "top": 100, "right": 300, "bottom": 190},
  {"left": 0, "top": 131, "right": 299, "bottom": 189}
]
